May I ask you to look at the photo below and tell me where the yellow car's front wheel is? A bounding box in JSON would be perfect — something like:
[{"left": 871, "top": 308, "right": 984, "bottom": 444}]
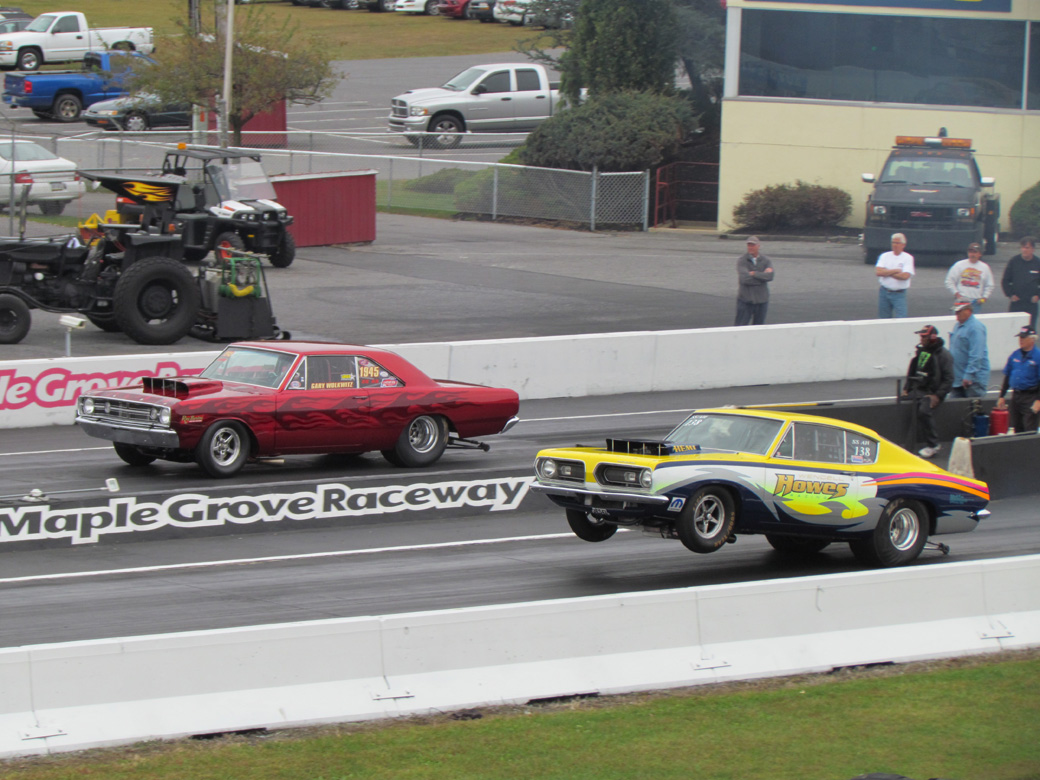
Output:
[{"left": 677, "top": 486, "right": 736, "bottom": 554}]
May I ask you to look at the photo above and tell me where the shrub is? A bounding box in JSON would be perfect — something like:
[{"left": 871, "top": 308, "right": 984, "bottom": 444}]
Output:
[
  {"left": 403, "top": 167, "right": 477, "bottom": 194},
  {"left": 1009, "top": 180, "right": 1040, "bottom": 238},
  {"left": 732, "top": 181, "right": 852, "bottom": 232},
  {"left": 518, "top": 91, "right": 696, "bottom": 173}
]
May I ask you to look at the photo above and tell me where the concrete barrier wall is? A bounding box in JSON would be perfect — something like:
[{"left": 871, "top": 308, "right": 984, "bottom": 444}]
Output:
[
  {"left": 1, "top": 313, "right": 1026, "bottom": 429},
  {"left": 2, "top": 554, "right": 1037, "bottom": 758}
]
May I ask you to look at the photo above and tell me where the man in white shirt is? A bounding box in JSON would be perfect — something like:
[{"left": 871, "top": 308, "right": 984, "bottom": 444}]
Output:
[
  {"left": 875, "top": 233, "right": 915, "bottom": 318},
  {"left": 944, "top": 242, "right": 995, "bottom": 312}
]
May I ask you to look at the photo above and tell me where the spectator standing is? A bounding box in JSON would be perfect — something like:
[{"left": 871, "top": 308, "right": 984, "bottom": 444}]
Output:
[
  {"left": 995, "top": 326, "right": 1040, "bottom": 433},
  {"left": 944, "top": 242, "right": 995, "bottom": 312},
  {"left": 1001, "top": 236, "right": 1040, "bottom": 331},
  {"left": 734, "top": 235, "right": 774, "bottom": 326},
  {"left": 901, "top": 324, "right": 953, "bottom": 458},
  {"left": 948, "top": 298, "right": 989, "bottom": 398},
  {"left": 876, "top": 233, "right": 914, "bottom": 318}
]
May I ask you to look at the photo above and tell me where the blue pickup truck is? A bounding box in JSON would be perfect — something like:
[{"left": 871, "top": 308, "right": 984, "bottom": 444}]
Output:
[{"left": 2, "top": 49, "right": 154, "bottom": 122}]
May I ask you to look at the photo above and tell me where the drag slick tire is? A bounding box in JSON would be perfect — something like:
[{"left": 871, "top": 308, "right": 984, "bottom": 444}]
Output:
[
  {"left": 113, "top": 443, "right": 156, "bottom": 467},
  {"left": 382, "top": 415, "right": 448, "bottom": 467},
  {"left": 196, "top": 421, "right": 250, "bottom": 478},
  {"left": 850, "top": 498, "right": 928, "bottom": 567},
  {"left": 0, "top": 293, "right": 31, "bottom": 344},
  {"left": 566, "top": 509, "right": 618, "bottom": 542},
  {"left": 676, "top": 486, "right": 736, "bottom": 553},
  {"left": 113, "top": 257, "right": 201, "bottom": 345}
]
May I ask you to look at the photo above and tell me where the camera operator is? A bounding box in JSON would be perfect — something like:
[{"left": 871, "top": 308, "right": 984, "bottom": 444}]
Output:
[{"left": 901, "top": 324, "right": 954, "bottom": 458}]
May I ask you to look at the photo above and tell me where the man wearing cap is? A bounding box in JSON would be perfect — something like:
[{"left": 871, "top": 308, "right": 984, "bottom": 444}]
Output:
[
  {"left": 876, "top": 233, "right": 914, "bottom": 318},
  {"left": 1001, "top": 236, "right": 1039, "bottom": 331},
  {"left": 995, "top": 326, "right": 1040, "bottom": 432},
  {"left": 944, "top": 243, "right": 995, "bottom": 312},
  {"left": 734, "top": 236, "right": 774, "bottom": 326},
  {"left": 901, "top": 324, "right": 953, "bottom": 458},
  {"left": 948, "top": 298, "right": 989, "bottom": 398}
]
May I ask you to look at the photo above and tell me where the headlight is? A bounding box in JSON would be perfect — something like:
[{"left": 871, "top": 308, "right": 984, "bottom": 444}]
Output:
[
  {"left": 80, "top": 397, "right": 94, "bottom": 415},
  {"left": 409, "top": 106, "right": 429, "bottom": 117},
  {"left": 0, "top": 42, "right": 13, "bottom": 51},
  {"left": 640, "top": 469, "right": 653, "bottom": 488},
  {"left": 159, "top": 407, "right": 172, "bottom": 426},
  {"left": 97, "top": 110, "right": 119, "bottom": 116},
  {"left": 537, "top": 458, "right": 557, "bottom": 479},
  {"left": 957, "top": 207, "right": 974, "bottom": 218},
  {"left": 872, "top": 205, "right": 887, "bottom": 215},
  {"left": 598, "top": 465, "right": 652, "bottom": 489}
]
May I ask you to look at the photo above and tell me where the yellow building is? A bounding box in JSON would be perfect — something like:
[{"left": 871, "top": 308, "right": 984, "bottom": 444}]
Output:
[{"left": 718, "top": 0, "right": 1040, "bottom": 241}]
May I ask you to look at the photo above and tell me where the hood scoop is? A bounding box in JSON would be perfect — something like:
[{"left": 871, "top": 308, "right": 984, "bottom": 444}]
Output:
[{"left": 142, "top": 377, "right": 223, "bottom": 398}]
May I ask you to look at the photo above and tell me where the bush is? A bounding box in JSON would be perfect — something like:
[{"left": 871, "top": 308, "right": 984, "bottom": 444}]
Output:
[
  {"left": 732, "top": 181, "right": 852, "bottom": 232},
  {"left": 518, "top": 91, "right": 696, "bottom": 173},
  {"left": 1009, "top": 180, "right": 1040, "bottom": 238},
  {"left": 403, "top": 168, "right": 477, "bottom": 194}
]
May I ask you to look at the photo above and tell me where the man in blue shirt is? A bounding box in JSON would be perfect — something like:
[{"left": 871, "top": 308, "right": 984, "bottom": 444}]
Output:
[
  {"left": 995, "top": 325, "right": 1040, "bottom": 432},
  {"left": 948, "top": 298, "right": 989, "bottom": 398}
]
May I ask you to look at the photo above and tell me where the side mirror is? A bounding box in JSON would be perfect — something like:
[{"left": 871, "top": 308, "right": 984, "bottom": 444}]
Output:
[
  {"left": 473, "top": 84, "right": 487, "bottom": 95},
  {"left": 861, "top": 173, "right": 876, "bottom": 183}
]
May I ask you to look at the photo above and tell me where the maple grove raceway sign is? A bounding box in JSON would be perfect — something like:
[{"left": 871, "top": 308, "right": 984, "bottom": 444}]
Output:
[{"left": 0, "top": 476, "right": 534, "bottom": 547}]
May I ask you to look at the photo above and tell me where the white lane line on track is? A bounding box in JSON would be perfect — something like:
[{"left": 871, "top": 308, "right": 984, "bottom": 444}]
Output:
[{"left": 0, "top": 532, "right": 587, "bottom": 585}]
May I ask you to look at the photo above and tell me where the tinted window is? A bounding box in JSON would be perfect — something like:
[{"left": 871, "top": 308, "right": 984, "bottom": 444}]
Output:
[
  {"left": 1030, "top": 23, "right": 1040, "bottom": 110},
  {"left": 357, "top": 357, "right": 402, "bottom": 389},
  {"left": 846, "top": 433, "right": 878, "bottom": 465},
  {"left": 52, "top": 14, "right": 80, "bottom": 33},
  {"left": 306, "top": 355, "right": 357, "bottom": 390},
  {"left": 480, "top": 71, "right": 512, "bottom": 93},
  {"left": 516, "top": 68, "right": 542, "bottom": 91},
  {"left": 792, "top": 423, "right": 845, "bottom": 464},
  {"left": 740, "top": 10, "right": 1027, "bottom": 110}
]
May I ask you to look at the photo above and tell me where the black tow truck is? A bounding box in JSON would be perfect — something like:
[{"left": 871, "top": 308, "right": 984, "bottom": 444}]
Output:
[{"left": 861, "top": 131, "right": 999, "bottom": 264}]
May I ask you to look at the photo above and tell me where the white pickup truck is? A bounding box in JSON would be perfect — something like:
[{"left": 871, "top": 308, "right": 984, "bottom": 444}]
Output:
[
  {"left": 0, "top": 11, "right": 154, "bottom": 71},
  {"left": 388, "top": 62, "right": 564, "bottom": 148}
]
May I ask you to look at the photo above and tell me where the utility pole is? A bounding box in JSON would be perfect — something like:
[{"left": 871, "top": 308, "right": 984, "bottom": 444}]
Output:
[{"left": 189, "top": 0, "right": 205, "bottom": 143}]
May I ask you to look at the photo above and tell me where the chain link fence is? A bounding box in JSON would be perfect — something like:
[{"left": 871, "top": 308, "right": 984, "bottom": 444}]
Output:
[{"left": 2, "top": 127, "right": 651, "bottom": 233}]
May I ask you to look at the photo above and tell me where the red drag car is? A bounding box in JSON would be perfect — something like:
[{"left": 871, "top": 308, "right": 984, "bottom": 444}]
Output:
[
  {"left": 76, "top": 341, "right": 520, "bottom": 477},
  {"left": 436, "top": 0, "right": 473, "bottom": 17}
]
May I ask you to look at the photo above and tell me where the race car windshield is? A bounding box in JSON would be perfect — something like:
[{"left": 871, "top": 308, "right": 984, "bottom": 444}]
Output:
[
  {"left": 208, "top": 159, "right": 278, "bottom": 202},
  {"left": 201, "top": 347, "right": 297, "bottom": 389},
  {"left": 665, "top": 413, "right": 783, "bottom": 456}
]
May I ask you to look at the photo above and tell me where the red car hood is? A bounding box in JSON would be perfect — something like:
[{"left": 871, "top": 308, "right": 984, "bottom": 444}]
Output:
[{"left": 92, "top": 377, "right": 273, "bottom": 404}]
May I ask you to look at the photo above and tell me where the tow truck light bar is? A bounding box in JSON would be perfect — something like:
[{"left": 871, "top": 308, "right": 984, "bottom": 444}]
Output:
[{"left": 895, "top": 135, "right": 972, "bottom": 149}]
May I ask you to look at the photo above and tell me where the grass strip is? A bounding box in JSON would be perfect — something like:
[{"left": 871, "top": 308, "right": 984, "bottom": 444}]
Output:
[{"left": 3, "top": 650, "right": 1038, "bottom": 780}]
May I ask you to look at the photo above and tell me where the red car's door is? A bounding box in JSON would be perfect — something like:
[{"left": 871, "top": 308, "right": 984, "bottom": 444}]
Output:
[{"left": 274, "top": 355, "right": 371, "bottom": 453}]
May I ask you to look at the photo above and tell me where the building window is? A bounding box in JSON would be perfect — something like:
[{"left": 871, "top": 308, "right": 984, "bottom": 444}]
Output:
[
  {"left": 1030, "top": 22, "right": 1040, "bottom": 110},
  {"left": 740, "top": 10, "right": 1027, "bottom": 110}
]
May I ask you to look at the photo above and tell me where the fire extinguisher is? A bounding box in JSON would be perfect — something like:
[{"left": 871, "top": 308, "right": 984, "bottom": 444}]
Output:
[{"left": 990, "top": 406, "right": 1009, "bottom": 435}]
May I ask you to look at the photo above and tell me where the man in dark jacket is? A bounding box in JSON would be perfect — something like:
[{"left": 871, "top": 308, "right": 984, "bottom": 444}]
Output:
[
  {"left": 1001, "top": 236, "right": 1039, "bottom": 331},
  {"left": 901, "top": 324, "right": 954, "bottom": 458},
  {"left": 734, "top": 236, "right": 775, "bottom": 326}
]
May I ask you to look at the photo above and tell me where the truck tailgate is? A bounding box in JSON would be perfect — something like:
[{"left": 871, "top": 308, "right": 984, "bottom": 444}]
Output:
[{"left": 3, "top": 73, "right": 26, "bottom": 96}]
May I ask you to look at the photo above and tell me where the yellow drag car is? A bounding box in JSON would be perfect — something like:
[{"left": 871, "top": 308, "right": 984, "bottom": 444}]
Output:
[{"left": 532, "top": 408, "right": 990, "bottom": 568}]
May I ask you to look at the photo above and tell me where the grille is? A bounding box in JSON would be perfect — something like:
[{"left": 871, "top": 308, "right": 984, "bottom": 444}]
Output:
[
  {"left": 391, "top": 100, "right": 407, "bottom": 118},
  {"left": 86, "top": 399, "right": 163, "bottom": 425},
  {"left": 881, "top": 206, "right": 957, "bottom": 229}
]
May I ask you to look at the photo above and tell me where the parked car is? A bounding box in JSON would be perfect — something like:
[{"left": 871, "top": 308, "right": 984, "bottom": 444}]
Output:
[
  {"left": 436, "top": 0, "right": 473, "bottom": 18},
  {"left": 532, "top": 407, "right": 990, "bottom": 568},
  {"left": 0, "top": 17, "right": 29, "bottom": 34},
  {"left": 469, "top": 0, "right": 495, "bottom": 21},
  {"left": 397, "top": 0, "right": 441, "bottom": 12},
  {"left": 388, "top": 62, "right": 565, "bottom": 147},
  {"left": 84, "top": 94, "right": 191, "bottom": 131},
  {"left": 0, "top": 11, "right": 154, "bottom": 71},
  {"left": 2, "top": 50, "right": 154, "bottom": 122},
  {"left": 0, "top": 139, "right": 85, "bottom": 215},
  {"left": 76, "top": 341, "right": 521, "bottom": 477},
  {"left": 493, "top": 0, "right": 569, "bottom": 26}
]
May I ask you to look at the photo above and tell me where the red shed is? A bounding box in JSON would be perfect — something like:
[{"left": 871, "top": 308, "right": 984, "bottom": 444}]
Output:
[
  {"left": 208, "top": 100, "right": 288, "bottom": 147},
  {"left": 271, "top": 170, "right": 377, "bottom": 247}
]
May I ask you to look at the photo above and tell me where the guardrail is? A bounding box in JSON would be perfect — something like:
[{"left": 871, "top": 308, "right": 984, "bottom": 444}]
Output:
[
  {"left": 0, "top": 313, "right": 1027, "bottom": 429},
  {"left": 3, "top": 554, "right": 1037, "bottom": 759}
]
